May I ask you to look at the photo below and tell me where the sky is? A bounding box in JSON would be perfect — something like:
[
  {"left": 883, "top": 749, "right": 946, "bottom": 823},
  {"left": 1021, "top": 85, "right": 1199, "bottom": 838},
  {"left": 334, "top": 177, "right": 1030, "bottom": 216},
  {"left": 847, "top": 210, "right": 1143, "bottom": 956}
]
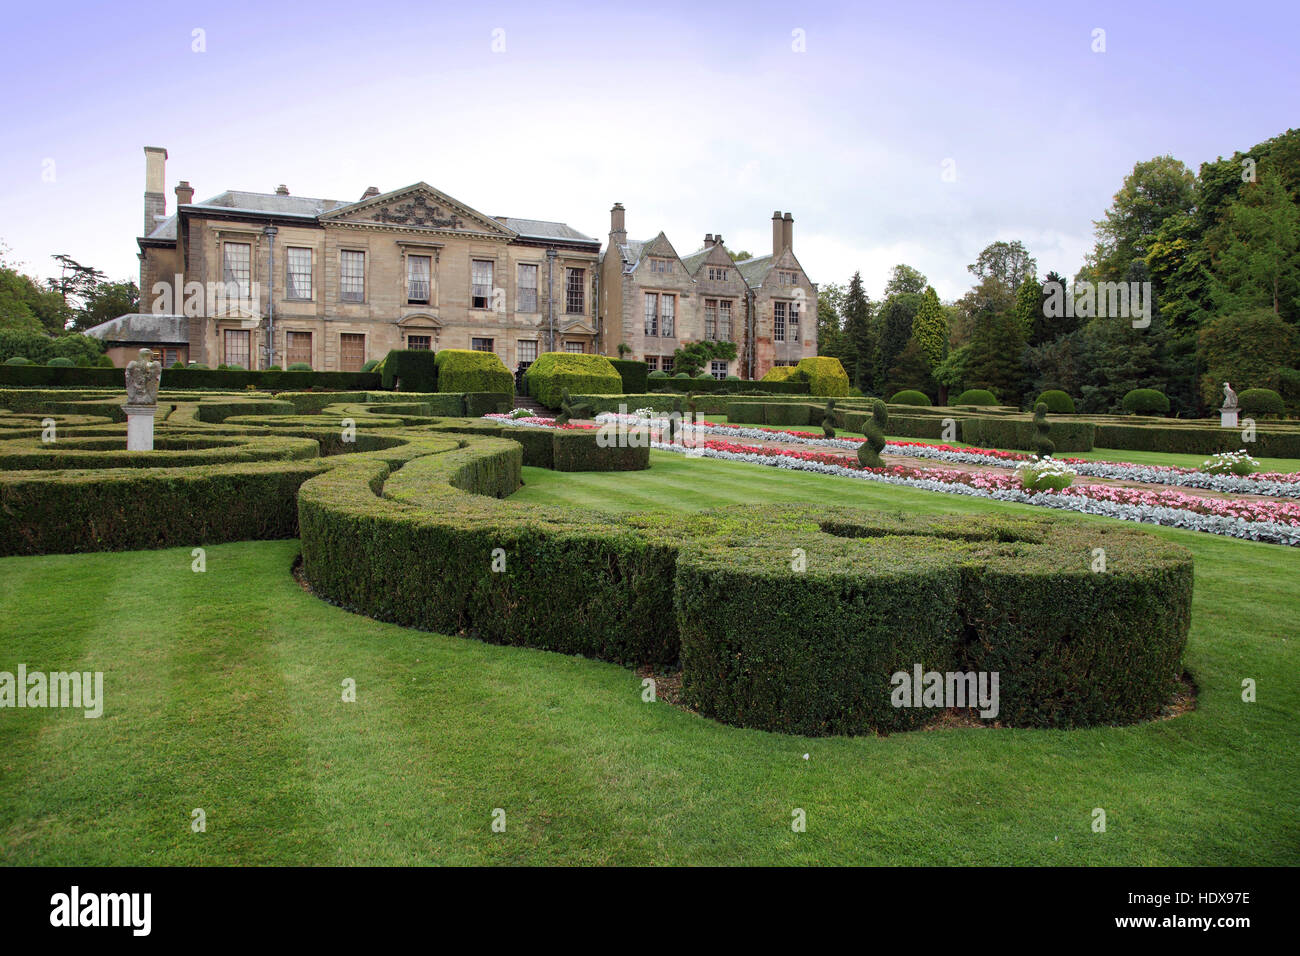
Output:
[{"left": 1, "top": 0, "right": 1296, "bottom": 303}]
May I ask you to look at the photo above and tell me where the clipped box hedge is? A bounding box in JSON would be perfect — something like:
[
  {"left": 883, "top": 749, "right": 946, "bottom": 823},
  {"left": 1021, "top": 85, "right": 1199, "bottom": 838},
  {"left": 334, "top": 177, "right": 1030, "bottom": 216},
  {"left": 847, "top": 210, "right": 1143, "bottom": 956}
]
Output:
[
  {"left": 792, "top": 357, "right": 851, "bottom": 397},
  {"left": 464, "top": 392, "right": 513, "bottom": 417},
  {"left": 608, "top": 359, "right": 649, "bottom": 394},
  {"left": 525, "top": 352, "right": 623, "bottom": 408},
  {"left": 434, "top": 349, "right": 514, "bottom": 395},
  {"left": 378, "top": 349, "right": 439, "bottom": 392},
  {"left": 962, "top": 416, "right": 1096, "bottom": 453},
  {"left": 1092, "top": 422, "right": 1300, "bottom": 458},
  {"left": 552, "top": 429, "right": 651, "bottom": 471},
  {"left": 297, "top": 438, "right": 1194, "bottom": 733}
]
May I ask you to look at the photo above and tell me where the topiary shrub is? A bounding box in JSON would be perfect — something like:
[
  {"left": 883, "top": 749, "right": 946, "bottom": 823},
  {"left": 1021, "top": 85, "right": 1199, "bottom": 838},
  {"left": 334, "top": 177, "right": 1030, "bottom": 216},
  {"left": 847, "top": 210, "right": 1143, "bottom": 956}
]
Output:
[
  {"left": 953, "top": 388, "right": 997, "bottom": 406},
  {"left": 1238, "top": 388, "right": 1285, "bottom": 418},
  {"left": 4, "top": 357, "right": 32, "bottom": 365},
  {"left": 436, "top": 348, "right": 512, "bottom": 395},
  {"left": 648, "top": 369, "right": 669, "bottom": 380},
  {"left": 761, "top": 365, "right": 799, "bottom": 382},
  {"left": 821, "top": 399, "right": 837, "bottom": 438},
  {"left": 170, "top": 361, "right": 187, "bottom": 370},
  {"left": 858, "top": 403, "right": 888, "bottom": 468},
  {"left": 793, "top": 357, "right": 851, "bottom": 397},
  {"left": 725, "top": 374, "right": 741, "bottom": 381},
  {"left": 555, "top": 388, "right": 594, "bottom": 426},
  {"left": 46, "top": 357, "right": 75, "bottom": 368},
  {"left": 1121, "top": 388, "right": 1170, "bottom": 415},
  {"left": 287, "top": 362, "right": 313, "bottom": 372},
  {"left": 524, "top": 352, "right": 621, "bottom": 408},
  {"left": 608, "top": 358, "right": 649, "bottom": 394},
  {"left": 361, "top": 359, "right": 380, "bottom": 372},
  {"left": 890, "top": 389, "right": 931, "bottom": 406},
  {"left": 1032, "top": 403, "right": 1055, "bottom": 458},
  {"left": 381, "top": 349, "right": 440, "bottom": 392},
  {"left": 1036, "top": 389, "right": 1076, "bottom": 414},
  {"left": 673, "top": 372, "right": 691, "bottom": 379}
]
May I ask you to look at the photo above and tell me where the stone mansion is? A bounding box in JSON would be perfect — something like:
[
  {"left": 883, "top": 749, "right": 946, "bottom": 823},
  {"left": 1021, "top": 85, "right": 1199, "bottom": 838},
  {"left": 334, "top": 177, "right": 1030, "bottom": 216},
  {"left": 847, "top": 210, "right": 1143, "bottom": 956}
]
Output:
[{"left": 106, "top": 147, "right": 817, "bottom": 378}]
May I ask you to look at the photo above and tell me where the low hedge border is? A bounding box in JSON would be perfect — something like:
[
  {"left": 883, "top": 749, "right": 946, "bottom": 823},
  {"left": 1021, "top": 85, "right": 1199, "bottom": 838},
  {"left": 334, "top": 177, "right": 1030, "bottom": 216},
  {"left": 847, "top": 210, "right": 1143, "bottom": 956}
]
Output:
[
  {"left": 961, "top": 417, "right": 1096, "bottom": 454},
  {"left": 0, "top": 364, "right": 381, "bottom": 390},
  {"left": 0, "top": 433, "right": 321, "bottom": 470},
  {"left": 297, "top": 436, "right": 1194, "bottom": 734}
]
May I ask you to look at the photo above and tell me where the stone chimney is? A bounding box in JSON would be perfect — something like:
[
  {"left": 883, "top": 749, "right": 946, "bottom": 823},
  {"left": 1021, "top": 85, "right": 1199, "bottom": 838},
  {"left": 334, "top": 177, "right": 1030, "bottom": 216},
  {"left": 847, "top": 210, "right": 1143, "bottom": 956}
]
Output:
[
  {"left": 782, "top": 212, "right": 793, "bottom": 253},
  {"left": 360, "top": 186, "right": 380, "bottom": 200},
  {"left": 772, "top": 211, "right": 784, "bottom": 257},
  {"left": 174, "top": 180, "right": 194, "bottom": 206},
  {"left": 275, "top": 184, "right": 290, "bottom": 196},
  {"left": 610, "top": 202, "right": 627, "bottom": 245},
  {"left": 144, "top": 146, "right": 168, "bottom": 235},
  {"left": 715, "top": 234, "right": 723, "bottom": 248},
  {"left": 703, "top": 234, "right": 715, "bottom": 248}
]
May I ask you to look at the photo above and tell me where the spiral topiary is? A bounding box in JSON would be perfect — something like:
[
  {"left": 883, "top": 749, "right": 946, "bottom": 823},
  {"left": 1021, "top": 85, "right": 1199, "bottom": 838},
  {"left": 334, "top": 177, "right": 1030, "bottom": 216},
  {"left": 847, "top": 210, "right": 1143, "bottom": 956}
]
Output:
[
  {"left": 1032, "top": 402, "right": 1055, "bottom": 458},
  {"left": 858, "top": 416, "right": 886, "bottom": 469},
  {"left": 870, "top": 398, "right": 888, "bottom": 428},
  {"left": 822, "top": 398, "right": 837, "bottom": 438}
]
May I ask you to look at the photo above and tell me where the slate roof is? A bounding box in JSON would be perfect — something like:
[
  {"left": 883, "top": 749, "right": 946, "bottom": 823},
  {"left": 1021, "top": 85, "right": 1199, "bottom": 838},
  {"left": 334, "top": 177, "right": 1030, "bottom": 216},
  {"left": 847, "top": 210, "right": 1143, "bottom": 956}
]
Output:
[
  {"left": 498, "top": 217, "right": 598, "bottom": 245},
  {"left": 142, "top": 188, "right": 595, "bottom": 248},
  {"left": 737, "top": 254, "right": 775, "bottom": 286},
  {"left": 84, "top": 313, "right": 189, "bottom": 345}
]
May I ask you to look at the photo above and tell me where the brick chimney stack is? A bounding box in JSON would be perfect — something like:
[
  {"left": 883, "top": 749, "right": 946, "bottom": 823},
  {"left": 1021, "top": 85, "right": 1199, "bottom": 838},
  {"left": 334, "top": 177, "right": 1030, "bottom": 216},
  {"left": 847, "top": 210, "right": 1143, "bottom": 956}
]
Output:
[
  {"left": 144, "top": 146, "right": 168, "bottom": 235},
  {"left": 704, "top": 233, "right": 715, "bottom": 248},
  {"left": 360, "top": 186, "right": 380, "bottom": 200},
  {"left": 610, "top": 202, "right": 627, "bottom": 246},
  {"left": 782, "top": 212, "right": 793, "bottom": 253},
  {"left": 175, "top": 180, "right": 194, "bottom": 206},
  {"left": 275, "top": 184, "right": 290, "bottom": 196},
  {"left": 772, "top": 211, "right": 784, "bottom": 256}
]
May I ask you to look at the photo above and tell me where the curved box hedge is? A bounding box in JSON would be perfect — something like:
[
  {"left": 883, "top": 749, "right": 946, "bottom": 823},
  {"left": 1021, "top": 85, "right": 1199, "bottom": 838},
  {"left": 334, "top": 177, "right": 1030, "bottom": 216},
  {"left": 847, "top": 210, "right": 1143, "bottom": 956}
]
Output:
[{"left": 297, "top": 434, "right": 1194, "bottom": 734}]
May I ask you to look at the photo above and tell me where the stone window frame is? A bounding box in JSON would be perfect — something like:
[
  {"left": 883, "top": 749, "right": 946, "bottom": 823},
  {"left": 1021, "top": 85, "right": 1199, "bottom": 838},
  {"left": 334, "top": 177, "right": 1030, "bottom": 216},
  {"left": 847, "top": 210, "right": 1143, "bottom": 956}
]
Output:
[
  {"left": 405, "top": 334, "right": 432, "bottom": 351},
  {"left": 516, "top": 262, "right": 539, "bottom": 314},
  {"left": 285, "top": 247, "right": 314, "bottom": 301},
  {"left": 471, "top": 337, "right": 495, "bottom": 353},
  {"left": 470, "top": 259, "right": 494, "bottom": 311},
  {"left": 222, "top": 241, "right": 253, "bottom": 300},
  {"left": 339, "top": 249, "right": 366, "bottom": 303},
  {"left": 774, "top": 300, "right": 787, "bottom": 342},
  {"left": 406, "top": 255, "right": 432, "bottom": 305},
  {"left": 565, "top": 267, "right": 585, "bottom": 315},
  {"left": 517, "top": 339, "right": 538, "bottom": 364}
]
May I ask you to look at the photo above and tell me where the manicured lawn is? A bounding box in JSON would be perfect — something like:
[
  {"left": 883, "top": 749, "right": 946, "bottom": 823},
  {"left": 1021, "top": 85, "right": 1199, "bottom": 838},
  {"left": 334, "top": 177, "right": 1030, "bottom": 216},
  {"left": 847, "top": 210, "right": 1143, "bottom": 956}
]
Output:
[{"left": 1, "top": 452, "right": 1297, "bottom": 865}]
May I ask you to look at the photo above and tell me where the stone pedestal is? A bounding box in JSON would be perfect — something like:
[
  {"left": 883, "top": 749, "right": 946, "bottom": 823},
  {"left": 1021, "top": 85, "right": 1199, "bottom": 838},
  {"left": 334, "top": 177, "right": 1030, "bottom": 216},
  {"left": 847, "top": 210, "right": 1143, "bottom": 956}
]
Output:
[
  {"left": 1220, "top": 406, "right": 1238, "bottom": 428},
  {"left": 123, "top": 404, "right": 157, "bottom": 451}
]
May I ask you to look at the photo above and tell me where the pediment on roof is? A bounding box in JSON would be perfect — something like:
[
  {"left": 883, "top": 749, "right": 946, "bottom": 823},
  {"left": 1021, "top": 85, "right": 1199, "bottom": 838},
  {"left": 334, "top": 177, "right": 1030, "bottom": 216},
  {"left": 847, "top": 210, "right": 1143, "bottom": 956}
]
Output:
[{"left": 321, "top": 183, "right": 515, "bottom": 238}]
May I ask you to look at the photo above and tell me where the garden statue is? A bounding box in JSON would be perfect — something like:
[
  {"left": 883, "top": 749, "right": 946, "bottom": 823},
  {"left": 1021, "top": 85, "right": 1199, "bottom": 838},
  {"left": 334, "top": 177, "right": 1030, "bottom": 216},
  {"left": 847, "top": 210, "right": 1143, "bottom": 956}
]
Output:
[
  {"left": 123, "top": 348, "right": 162, "bottom": 451},
  {"left": 822, "top": 399, "right": 837, "bottom": 438},
  {"left": 1220, "top": 381, "right": 1239, "bottom": 428},
  {"left": 125, "top": 348, "right": 161, "bottom": 406},
  {"left": 1032, "top": 403, "right": 1055, "bottom": 458}
]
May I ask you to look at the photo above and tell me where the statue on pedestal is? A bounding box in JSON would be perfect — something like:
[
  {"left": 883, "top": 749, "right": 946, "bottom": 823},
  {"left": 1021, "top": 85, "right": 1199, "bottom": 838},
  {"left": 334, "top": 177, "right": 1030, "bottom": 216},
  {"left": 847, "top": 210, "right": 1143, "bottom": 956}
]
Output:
[
  {"left": 1222, "top": 382, "right": 1238, "bottom": 410},
  {"left": 125, "top": 349, "right": 162, "bottom": 406}
]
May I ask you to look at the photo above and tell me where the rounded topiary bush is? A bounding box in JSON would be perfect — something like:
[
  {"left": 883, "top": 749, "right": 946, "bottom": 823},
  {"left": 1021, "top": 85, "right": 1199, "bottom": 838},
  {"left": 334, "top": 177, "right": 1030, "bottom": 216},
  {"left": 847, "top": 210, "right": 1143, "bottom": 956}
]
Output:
[
  {"left": 1239, "top": 388, "right": 1285, "bottom": 418},
  {"left": 953, "top": 388, "right": 997, "bottom": 406},
  {"left": 695, "top": 371, "right": 711, "bottom": 379},
  {"left": 725, "top": 374, "right": 741, "bottom": 381},
  {"left": 46, "top": 357, "right": 75, "bottom": 367},
  {"left": 1036, "top": 389, "right": 1076, "bottom": 414},
  {"left": 4, "top": 356, "right": 32, "bottom": 366},
  {"left": 94, "top": 354, "right": 116, "bottom": 367},
  {"left": 673, "top": 372, "right": 691, "bottom": 379},
  {"left": 287, "top": 362, "right": 313, "bottom": 371},
  {"left": 170, "top": 361, "right": 187, "bottom": 370},
  {"left": 648, "top": 369, "right": 668, "bottom": 379},
  {"left": 890, "top": 389, "right": 931, "bottom": 406},
  {"left": 1121, "top": 388, "right": 1170, "bottom": 415},
  {"left": 793, "top": 356, "right": 851, "bottom": 397}
]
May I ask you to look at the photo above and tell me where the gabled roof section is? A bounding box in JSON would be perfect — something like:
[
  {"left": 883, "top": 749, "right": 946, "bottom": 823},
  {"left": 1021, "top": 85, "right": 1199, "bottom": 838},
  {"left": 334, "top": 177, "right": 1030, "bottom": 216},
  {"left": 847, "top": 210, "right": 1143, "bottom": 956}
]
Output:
[{"left": 321, "top": 183, "right": 515, "bottom": 237}]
